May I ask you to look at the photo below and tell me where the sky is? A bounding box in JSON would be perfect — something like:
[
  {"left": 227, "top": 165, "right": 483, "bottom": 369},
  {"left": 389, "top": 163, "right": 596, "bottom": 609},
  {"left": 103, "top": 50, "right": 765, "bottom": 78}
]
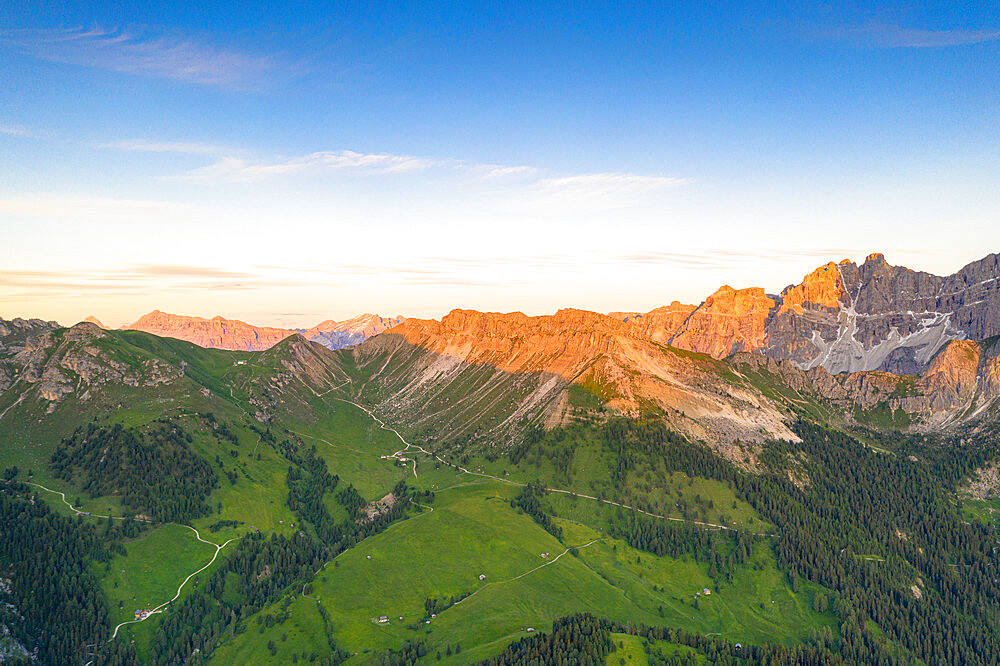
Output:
[{"left": 1, "top": 1, "right": 998, "bottom": 328}]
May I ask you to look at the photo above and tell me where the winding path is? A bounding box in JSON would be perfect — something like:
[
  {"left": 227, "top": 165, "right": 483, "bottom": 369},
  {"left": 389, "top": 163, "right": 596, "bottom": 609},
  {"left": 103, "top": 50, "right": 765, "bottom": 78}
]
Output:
[
  {"left": 28, "top": 483, "right": 238, "bottom": 644},
  {"left": 331, "top": 396, "right": 746, "bottom": 533},
  {"left": 0, "top": 392, "right": 25, "bottom": 422},
  {"left": 453, "top": 538, "right": 602, "bottom": 607},
  {"left": 28, "top": 482, "right": 151, "bottom": 522},
  {"left": 109, "top": 526, "right": 236, "bottom": 640}
]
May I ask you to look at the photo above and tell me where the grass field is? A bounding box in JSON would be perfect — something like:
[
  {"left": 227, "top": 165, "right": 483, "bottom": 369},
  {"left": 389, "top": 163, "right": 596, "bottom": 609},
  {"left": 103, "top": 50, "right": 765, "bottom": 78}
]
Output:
[
  {"left": 99, "top": 523, "right": 217, "bottom": 624},
  {"left": 209, "top": 478, "right": 835, "bottom": 665}
]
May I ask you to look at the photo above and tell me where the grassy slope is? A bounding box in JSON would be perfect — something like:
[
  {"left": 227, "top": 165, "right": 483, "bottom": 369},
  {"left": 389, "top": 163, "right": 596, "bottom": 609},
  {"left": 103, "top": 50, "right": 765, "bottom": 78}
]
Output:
[
  {"left": 210, "top": 476, "right": 834, "bottom": 665},
  {"left": 99, "top": 523, "right": 216, "bottom": 623},
  {"left": 2, "top": 329, "right": 840, "bottom": 664}
]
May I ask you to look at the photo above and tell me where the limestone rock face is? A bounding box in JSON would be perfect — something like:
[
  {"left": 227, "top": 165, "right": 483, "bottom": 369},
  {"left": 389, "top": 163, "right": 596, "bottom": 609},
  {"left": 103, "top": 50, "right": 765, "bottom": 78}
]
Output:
[
  {"left": 919, "top": 340, "right": 981, "bottom": 412},
  {"left": 357, "top": 308, "right": 799, "bottom": 448},
  {"left": 611, "top": 302, "right": 696, "bottom": 344},
  {"left": 633, "top": 252, "right": 1000, "bottom": 375},
  {"left": 735, "top": 336, "right": 1000, "bottom": 430},
  {"left": 669, "top": 286, "right": 774, "bottom": 358},
  {"left": 123, "top": 310, "right": 294, "bottom": 351}
]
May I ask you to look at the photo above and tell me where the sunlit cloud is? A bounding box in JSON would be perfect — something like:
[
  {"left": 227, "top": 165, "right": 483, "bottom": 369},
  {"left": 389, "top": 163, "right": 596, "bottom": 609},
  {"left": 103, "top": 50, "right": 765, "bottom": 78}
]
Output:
[
  {"left": 0, "top": 26, "right": 282, "bottom": 90},
  {"left": 0, "top": 264, "right": 338, "bottom": 299}
]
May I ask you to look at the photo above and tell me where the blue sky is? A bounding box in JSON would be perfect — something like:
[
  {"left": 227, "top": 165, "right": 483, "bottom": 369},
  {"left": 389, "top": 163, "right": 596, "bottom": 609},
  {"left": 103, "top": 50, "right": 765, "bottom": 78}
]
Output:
[{"left": 1, "top": 1, "right": 998, "bottom": 327}]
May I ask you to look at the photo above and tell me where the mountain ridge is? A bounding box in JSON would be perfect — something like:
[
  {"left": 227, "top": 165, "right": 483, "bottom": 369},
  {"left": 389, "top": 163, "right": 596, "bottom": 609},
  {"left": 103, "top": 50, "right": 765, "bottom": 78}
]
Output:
[{"left": 120, "top": 310, "right": 405, "bottom": 352}]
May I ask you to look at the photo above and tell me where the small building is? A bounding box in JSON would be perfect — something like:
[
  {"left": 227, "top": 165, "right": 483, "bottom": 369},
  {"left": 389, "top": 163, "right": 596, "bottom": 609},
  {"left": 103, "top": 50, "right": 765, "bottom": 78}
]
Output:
[
  {"left": 703, "top": 588, "right": 711, "bottom": 595},
  {"left": 378, "top": 616, "right": 388, "bottom": 623},
  {"left": 366, "top": 555, "right": 372, "bottom": 560},
  {"left": 235, "top": 360, "right": 247, "bottom": 366},
  {"left": 479, "top": 574, "right": 486, "bottom": 581},
  {"left": 527, "top": 627, "right": 535, "bottom": 632}
]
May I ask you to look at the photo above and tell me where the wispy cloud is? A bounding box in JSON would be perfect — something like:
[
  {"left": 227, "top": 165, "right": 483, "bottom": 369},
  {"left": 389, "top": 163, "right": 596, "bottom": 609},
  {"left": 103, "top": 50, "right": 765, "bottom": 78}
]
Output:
[
  {"left": 0, "top": 27, "right": 281, "bottom": 90},
  {"left": 813, "top": 21, "right": 1000, "bottom": 48},
  {"left": 0, "top": 264, "right": 336, "bottom": 299},
  {"left": 176, "top": 150, "right": 441, "bottom": 182},
  {"left": 500, "top": 172, "right": 689, "bottom": 213},
  {"left": 465, "top": 164, "right": 540, "bottom": 178}
]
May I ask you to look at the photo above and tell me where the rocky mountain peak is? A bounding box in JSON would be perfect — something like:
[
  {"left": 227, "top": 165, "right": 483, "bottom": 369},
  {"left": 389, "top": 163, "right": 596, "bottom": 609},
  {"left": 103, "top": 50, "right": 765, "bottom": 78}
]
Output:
[
  {"left": 777, "top": 262, "right": 845, "bottom": 314},
  {"left": 668, "top": 285, "right": 774, "bottom": 358}
]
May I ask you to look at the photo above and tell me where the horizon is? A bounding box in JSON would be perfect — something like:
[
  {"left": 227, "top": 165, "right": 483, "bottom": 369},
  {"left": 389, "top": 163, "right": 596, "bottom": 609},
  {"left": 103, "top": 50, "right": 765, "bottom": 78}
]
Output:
[
  {"left": 5, "top": 249, "right": 994, "bottom": 330},
  {"left": 2, "top": 2, "right": 999, "bottom": 327}
]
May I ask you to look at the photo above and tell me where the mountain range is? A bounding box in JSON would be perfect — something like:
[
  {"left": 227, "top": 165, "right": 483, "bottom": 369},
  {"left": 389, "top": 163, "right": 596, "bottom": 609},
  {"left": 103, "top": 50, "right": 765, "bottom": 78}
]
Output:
[
  {"left": 6, "top": 252, "right": 1000, "bottom": 445},
  {"left": 4, "top": 251, "right": 1000, "bottom": 665},
  {"left": 117, "top": 310, "right": 406, "bottom": 351},
  {"left": 104, "top": 253, "right": 1000, "bottom": 377}
]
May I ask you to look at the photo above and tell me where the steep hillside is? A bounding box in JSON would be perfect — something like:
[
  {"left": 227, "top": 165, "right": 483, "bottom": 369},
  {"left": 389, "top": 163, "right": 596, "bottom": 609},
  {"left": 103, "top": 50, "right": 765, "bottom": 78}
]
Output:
[{"left": 348, "top": 308, "right": 800, "bottom": 453}]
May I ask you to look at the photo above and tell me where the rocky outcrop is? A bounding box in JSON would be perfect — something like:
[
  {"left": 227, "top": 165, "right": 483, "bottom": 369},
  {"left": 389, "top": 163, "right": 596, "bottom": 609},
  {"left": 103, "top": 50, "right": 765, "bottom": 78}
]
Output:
[
  {"left": 611, "top": 302, "right": 696, "bottom": 344},
  {"left": 630, "top": 252, "right": 1000, "bottom": 376},
  {"left": 4, "top": 322, "right": 183, "bottom": 411},
  {"left": 355, "top": 308, "right": 799, "bottom": 448},
  {"left": 734, "top": 336, "right": 1000, "bottom": 429},
  {"left": 669, "top": 286, "right": 774, "bottom": 358},
  {"left": 0, "top": 317, "right": 58, "bottom": 358},
  {"left": 122, "top": 310, "right": 294, "bottom": 351}
]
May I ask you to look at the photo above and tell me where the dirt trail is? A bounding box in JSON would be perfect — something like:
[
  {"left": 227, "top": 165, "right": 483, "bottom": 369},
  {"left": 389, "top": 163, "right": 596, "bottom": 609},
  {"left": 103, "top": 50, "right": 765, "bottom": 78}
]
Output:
[{"left": 29, "top": 483, "right": 237, "bottom": 648}]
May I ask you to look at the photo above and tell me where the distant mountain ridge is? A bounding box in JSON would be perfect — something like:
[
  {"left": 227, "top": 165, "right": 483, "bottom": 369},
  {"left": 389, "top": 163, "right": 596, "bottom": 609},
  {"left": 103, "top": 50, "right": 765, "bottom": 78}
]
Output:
[
  {"left": 121, "top": 310, "right": 405, "bottom": 351},
  {"left": 295, "top": 314, "right": 406, "bottom": 350}
]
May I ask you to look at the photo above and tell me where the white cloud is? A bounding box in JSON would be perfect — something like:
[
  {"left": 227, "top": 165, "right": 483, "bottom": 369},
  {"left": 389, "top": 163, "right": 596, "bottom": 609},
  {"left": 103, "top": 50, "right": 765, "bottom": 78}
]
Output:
[
  {"left": 514, "top": 172, "right": 690, "bottom": 213},
  {"left": 465, "top": 164, "right": 540, "bottom": 178},
  {"left": 175, "top": 150, "right": 441, "bottom": 182},
  {"left": 0, "top": 27, "right": 280, "bottom": 90}
]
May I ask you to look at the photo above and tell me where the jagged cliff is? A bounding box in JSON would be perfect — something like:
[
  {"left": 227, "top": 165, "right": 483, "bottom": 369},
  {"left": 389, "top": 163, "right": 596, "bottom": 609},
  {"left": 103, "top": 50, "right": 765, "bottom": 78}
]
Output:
[
  {"left": 350, "top": 308, "right": 800, "bottom": 450},
  {"left": 620, "top": 252, "right": 1000, "bottom": 375}
]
